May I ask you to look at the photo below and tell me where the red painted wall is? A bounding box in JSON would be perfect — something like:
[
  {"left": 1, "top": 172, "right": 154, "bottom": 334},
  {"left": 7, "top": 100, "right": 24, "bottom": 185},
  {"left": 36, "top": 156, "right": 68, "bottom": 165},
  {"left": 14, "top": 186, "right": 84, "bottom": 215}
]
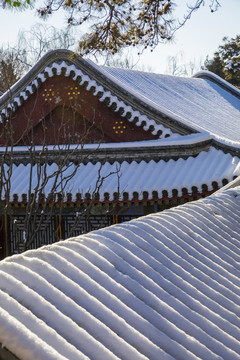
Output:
[{"left": 0, "top": 76, "right": 158, "bottom": 146}]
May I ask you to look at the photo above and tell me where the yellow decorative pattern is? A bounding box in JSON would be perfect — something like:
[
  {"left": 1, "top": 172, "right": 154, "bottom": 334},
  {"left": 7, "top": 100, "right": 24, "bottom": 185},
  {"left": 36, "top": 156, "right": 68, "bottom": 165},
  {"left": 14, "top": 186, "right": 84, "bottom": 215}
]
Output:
[
  {"left": 42, "top": 86, "right": 81, "bottom": 103},
  {"left": 113, "top": 121, "right": 126, "bottom": 134},
  {"left": 68, "top": 87, "right": 81, "bottom": 100},
  {"left": 42, "top": 88, "right": 55, "bottom": 102}
]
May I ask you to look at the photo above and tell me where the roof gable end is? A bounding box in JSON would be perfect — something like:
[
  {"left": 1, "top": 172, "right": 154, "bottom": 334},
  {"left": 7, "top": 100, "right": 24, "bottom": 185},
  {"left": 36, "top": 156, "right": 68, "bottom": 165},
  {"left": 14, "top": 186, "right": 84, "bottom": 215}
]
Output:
[{"left": 0, "top": 50, "right": 178, "bottom": 141}]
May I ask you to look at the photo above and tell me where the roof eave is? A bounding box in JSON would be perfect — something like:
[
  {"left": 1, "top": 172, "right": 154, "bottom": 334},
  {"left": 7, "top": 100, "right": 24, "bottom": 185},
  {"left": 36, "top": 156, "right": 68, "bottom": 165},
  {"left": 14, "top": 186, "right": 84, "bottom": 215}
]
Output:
[
  {"left": 0, "top": 49, "right": 196, "bottom": 136},
  {"left": 193, "top": 70, "right": 240, "bottom": 99},
  {"left": 0, "top": 137, "right": 213, "bottom": 165}
]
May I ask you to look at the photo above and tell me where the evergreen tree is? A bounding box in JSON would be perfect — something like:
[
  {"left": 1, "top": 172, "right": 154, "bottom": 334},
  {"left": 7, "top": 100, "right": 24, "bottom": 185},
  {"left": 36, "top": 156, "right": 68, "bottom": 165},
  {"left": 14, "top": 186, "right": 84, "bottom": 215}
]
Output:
[{"left": 205, "top": 35, "right": 240, "bottom": 88}]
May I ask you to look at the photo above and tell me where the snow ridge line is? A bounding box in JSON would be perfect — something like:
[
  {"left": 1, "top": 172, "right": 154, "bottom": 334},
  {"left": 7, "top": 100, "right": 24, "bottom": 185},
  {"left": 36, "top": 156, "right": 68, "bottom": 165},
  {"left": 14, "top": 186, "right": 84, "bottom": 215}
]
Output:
[
  {"left": 132, "top": 215, "right": 240, "bottom": 316},
  {"left": 24, "top": 228, "right": 240, "bottom": 359},
  {"left": 151, "top": 209, "right": 240, "bottom": 288},
  {"left": 82, "top": 229, "right": 240, "bottom": 359},
  {"left": 2, "top": 188, "right": 240, "bottom": 359},
  {"left": 106, "top": 222, "right": 240, "bottom": 341},
  {"left": 43, "top": 243, "right": 223, "bottom": 360},
  {"left": 0, "top": 306, "right": 71, "bottom": 360},
  {"left": 0, "top": 61, "right": 174, "bottom": 139},
  {"left": 0, "top": 262, "right": 146, "bottom": 360},
  {"left": 0, "top": 270, "right": 120, "bottom": 360},
  {"left": 6, "top": 244, "right": 218, "bottom": 360},
  {"left": 0, "top": 289, "right": 88, "bottom": 360},
  {"left": 9, "top": 250, "right": 173, "bottom": 360},
  {"left": 173, "top": 204, "right": 240, "bottom": 270},
  {"left": 189, "top": 197, "right": 240, "bottom": 258}
]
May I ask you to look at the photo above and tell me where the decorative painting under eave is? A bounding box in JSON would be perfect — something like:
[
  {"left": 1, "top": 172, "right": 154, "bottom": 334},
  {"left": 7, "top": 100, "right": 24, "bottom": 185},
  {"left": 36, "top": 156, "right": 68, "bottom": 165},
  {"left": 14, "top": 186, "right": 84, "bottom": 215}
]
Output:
[{"left": 0, "top": 75, "right": 160, "bottom": 146}]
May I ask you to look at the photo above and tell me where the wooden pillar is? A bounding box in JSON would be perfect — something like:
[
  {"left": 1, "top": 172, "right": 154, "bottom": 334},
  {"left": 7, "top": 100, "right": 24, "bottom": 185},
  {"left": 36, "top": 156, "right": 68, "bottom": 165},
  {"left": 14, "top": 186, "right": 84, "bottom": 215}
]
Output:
[
  {"left": 55, "top": 215, "right": 64, "bottom": 242},
  {"left": 112, "top": 214, "right": 118, "bottom": 224}
]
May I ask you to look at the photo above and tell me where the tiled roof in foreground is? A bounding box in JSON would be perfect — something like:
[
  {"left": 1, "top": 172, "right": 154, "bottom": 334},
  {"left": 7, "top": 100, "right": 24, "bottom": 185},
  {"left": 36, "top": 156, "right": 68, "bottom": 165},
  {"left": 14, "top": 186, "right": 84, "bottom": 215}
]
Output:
[{"left": 1, "top": 186, "right": 240, "bottom": 359}]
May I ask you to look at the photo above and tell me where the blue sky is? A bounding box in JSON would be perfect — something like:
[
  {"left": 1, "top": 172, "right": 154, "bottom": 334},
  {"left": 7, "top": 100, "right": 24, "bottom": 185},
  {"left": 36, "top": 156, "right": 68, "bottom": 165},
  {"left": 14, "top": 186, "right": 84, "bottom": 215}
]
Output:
[{"left": 0, "top": 0, "right": 239, "bottom": 74}]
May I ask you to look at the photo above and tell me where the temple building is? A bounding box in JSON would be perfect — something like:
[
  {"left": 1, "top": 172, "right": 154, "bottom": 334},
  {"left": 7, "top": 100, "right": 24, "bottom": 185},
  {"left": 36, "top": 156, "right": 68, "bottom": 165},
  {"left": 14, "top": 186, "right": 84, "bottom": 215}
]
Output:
[{"left": 0, "top": 49, "right": 240, "bottom": 257}]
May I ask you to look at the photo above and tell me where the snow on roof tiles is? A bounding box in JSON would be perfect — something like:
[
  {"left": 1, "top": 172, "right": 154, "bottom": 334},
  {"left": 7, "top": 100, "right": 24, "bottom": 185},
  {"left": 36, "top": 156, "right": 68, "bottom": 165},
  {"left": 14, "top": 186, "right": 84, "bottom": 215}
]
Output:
[
  {"left": 6, "top": 147, "right": 240, "bottom": 200},
  {"left": 1, "top": 187, "right": 240, "bottom": 359},
  {"left": 100, "top": 65, "right": 240, "bottom": 144},
  {"left": 1, "top": 49, "right": 240, "bottom": 147},
  {"left": 0, "top": 132, "right": 212, "bottom": 152}
]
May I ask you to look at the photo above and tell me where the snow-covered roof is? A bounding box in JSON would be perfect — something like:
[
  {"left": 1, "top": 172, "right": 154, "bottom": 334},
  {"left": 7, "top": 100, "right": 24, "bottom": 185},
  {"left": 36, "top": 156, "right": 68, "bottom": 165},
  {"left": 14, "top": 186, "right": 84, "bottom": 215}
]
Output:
[
  {"left": 0, "top": 50, "right": 239, "bottom": 204},
  {"left": 1, "top": 132, "right": 212, "bottom": 152},
  {"left": 5, "top": 146, "right": 240, "bottom": 200},
  {"left": 0, "top": 54, "right": 175, "bottom": 140},
  {"left": 99, "top": 65, "right": 240, "bottom": 144},
  {"left": 1, "top": 49, "right": 240, "bottom": 148},
  {"left": 1, "top": 186, "right": 240, "bottom": 359}
]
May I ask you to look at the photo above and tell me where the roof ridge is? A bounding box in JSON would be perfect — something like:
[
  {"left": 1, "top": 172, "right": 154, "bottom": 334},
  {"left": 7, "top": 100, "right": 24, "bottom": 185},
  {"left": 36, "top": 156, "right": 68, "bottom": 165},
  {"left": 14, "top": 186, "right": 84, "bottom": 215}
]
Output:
[
  {"left": 0, "top": 50, "right": 176, "bottom": 140},
  {"left": 193, "top": 70, "right": 240, "bottom": 99}
]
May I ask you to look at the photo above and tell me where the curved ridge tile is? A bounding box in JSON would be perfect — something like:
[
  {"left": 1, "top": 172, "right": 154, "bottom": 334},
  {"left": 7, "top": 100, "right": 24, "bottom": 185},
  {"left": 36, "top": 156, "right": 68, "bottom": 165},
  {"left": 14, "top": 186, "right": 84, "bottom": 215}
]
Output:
[{"left": 0, "top": 307, "right": 71, "bottom": 360}]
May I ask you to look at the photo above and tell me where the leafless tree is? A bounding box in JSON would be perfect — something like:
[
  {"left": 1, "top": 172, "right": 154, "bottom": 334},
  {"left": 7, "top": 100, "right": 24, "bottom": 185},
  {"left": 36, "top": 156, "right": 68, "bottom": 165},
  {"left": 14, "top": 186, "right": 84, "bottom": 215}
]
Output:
[
  {"left": 16, "top": 23, "right": 77, "bottom": 69},
  {"left": 0, "top": 24, "right": 77, "bottom": 92},
  {"left": 0, "top": 93, "right": 120, "bottom": 254},
  {"left": 165, "top": 52, "right": 203, "bottom": 77},
  {"left": 0, "top": 47, "right": 26, "bottom": 93}
]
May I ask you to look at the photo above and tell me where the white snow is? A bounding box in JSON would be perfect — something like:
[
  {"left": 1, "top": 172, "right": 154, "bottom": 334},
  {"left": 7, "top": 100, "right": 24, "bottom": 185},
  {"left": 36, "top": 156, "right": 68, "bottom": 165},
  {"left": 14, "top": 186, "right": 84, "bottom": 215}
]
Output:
[
  {"left": 1, "top": 186, "right": 240, "bottom": 359},
  {"left": 4, "top": 146, "right": 240, "bottom": 201},
  {"left": 1, "top": 54, "right": 240, "bottom": 145},
  {"left": 0, "top": 133, "right": 212, "bottom": 153},
  {"left": 101, "top": 65, "right": 240, "bottom": 143}
]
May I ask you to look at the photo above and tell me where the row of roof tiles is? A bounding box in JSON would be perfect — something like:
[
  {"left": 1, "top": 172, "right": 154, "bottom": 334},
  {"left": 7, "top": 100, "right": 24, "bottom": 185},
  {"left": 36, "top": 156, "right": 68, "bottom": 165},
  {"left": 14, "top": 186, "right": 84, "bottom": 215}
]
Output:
[
  {"left": 4, "top": 147, "right": 240, "bottom": 201},
  {"left": 1, "top": 186, "right": 240, "bottom": 359}
]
